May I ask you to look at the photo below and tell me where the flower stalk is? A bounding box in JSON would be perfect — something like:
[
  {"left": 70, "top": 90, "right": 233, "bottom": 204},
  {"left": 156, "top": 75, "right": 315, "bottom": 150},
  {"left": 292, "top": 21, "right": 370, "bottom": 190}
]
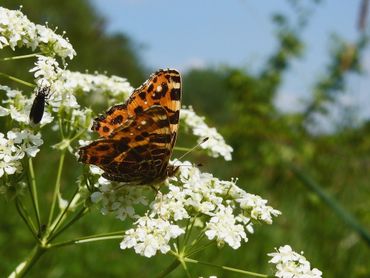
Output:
[
  {"left": 9, "top": 245, "right": 46, "bottom": 278},
  {"left": 27, "top": 157, "right": 41, "bottom": 230}
]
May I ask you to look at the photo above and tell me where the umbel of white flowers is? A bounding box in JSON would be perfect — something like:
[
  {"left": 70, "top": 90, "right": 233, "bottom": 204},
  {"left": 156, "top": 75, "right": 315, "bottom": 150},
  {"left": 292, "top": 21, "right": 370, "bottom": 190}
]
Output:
[{"left": 90, "top": 161, "right": 281, "bottom": 257}]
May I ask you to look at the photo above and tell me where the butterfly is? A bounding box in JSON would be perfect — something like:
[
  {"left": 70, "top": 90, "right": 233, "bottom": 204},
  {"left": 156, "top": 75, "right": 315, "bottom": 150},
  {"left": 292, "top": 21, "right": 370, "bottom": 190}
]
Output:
[
  {"left": 29, "top": 86, "right": 52, "bottom": 125},
  {"left": 78, "top": 69, "right": 181, "bottom": 185}
]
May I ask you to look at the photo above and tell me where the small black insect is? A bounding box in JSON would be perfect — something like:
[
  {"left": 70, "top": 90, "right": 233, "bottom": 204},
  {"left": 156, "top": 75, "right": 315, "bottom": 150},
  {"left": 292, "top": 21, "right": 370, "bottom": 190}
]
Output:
[{"left": 29, "top": 86, "right": 52, "bottom": 125}]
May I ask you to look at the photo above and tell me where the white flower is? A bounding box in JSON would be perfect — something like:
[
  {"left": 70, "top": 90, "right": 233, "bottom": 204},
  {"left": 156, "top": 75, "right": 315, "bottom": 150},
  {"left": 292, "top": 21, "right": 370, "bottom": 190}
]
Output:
[
  {"left": 0, "top": 160, "right": 22, "bottom": 177},
  {"left": 228, "top": 186, "right": 282, "bottom": 224},
  {"left": 205, "top": 205, "right": 247, "bottom": 249},
  {"left": 57, "top": 70, "right": 134, "bottom": 106},
  {"left": 180, "top": 106, "right": 233, "bottom": 161},
  {"left": 150, "top": 161, "right": 280, "bottom": 250},
  {"left": 89, "top": 165, "right": 104, "bottom": 176},
  {"left": 0, "top": 132, "right": 15, "bottom": 162},
  {"left": 35, "top": 24, "right": 76, "bottom": 59},
  {"left": 0, "top": 131, "right": 23, "bottom": 177},
  {"left": 0, "top": 106, "right": 9, "bottom": 116},
  {"left": 92, "top": 178, "right": 148, "bottom": 221},
  {"left": 0, "top": 7, "right": 75, "bottom": 59},
  {"left": 7, "top": 129, "right": 43, "bottom": 158},
  {"left": 268, "top": 245, "right": 323, "bottom": 278},
  {"left": 29, "top": 55, "right": 63, "bottom": 85},
  {"left": 120, "top": 216, "right": 185, "bottom": 257}
]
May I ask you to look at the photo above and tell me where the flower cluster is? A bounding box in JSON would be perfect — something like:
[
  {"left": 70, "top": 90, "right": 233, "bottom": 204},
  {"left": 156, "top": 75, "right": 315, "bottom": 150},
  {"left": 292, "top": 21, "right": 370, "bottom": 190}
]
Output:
[
  {"left": 120, "top": 216, "right": 185, "bottom": 257},
  {"left": 268, "top": 245, "right": 322, "bottom": 278},
  {"left": 97, "top": 161, "right": 280, "bottom": 257},
  {"left": 0, "top": 129, "right": 43, "bottom": 177},
  {"left": 88, "top": 166, "right": 148, "bottom": 221},
  {"left": 91, "top": 177, "right": 149, "bottom": 221},
  {"left": 0, "top": 7, "right": 75, "bottom": 59},
  {"left": 181, "top": 106, "right": 233, "bottom": 161}
]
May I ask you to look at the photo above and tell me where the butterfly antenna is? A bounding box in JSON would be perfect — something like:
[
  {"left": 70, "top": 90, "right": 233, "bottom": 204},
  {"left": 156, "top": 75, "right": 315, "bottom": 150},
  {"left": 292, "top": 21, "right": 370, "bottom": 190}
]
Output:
[{"left": 177, "top": 137, "right": 209, "bottom": 161}]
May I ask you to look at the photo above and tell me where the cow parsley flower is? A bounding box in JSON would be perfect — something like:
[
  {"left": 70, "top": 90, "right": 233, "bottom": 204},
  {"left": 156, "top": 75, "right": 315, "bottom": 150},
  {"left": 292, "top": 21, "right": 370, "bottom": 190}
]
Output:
[
  {"left": 29, "top": 55, "right": 64, "bottom": 86},
  {"left": 7, "top": 129, "right": 43, "bottom": 158},
  {"left": 117, "top": 161, "right": 280, "bottom": 255},
  {"left": 120, "top": 216, "right": 185, "bottom": 257},
  {"left": 205, "top": 205, "right": 247, "bottom": 249},
  {"left": 91, "top": 177, "right": 148, "bottom": 221},
  {"left": 0, "top": 7, "right": 75, "bottom": 59},
  {"left": 268, "top": 245, "right": 323, "bottom": 278},
  {"left": 0, "top": 160, "right": 22, "bottom": 177},
  {"left": 0, "top": 131, "right": 29, "bottom": 178},
  {"left": 57, "top": 70, "right": 134, "bottom": 105},
  {"left": 181, "top": 106, "right": 233, "bottom": 161}
]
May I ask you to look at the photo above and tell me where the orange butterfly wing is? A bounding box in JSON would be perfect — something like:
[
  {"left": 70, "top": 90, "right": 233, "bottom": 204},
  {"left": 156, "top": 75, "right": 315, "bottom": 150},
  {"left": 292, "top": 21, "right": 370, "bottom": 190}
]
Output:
[
  {"left": 79, "top": 69, "right": 181, "bottom": 185},
  {"left": 92, "top": 69, "right": 181, "bottom": 138}
]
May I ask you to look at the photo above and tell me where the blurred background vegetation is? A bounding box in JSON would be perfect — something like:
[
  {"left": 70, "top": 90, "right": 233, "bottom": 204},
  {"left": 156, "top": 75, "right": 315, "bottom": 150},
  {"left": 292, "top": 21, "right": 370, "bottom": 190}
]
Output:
[{"left": 1, "top": 0, "right": 370, "bottom": 277}]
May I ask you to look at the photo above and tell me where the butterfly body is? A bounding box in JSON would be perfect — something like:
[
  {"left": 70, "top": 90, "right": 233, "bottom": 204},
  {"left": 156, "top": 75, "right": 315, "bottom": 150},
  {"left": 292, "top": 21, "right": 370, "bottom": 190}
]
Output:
[{"left": 78, "top": 69, "right": 181, "bottom": 185}]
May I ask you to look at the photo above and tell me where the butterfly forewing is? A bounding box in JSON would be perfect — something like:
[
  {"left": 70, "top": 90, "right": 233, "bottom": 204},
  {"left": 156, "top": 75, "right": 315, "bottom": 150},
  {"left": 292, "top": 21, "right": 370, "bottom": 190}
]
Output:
[{"left": 91, "top": 69, "right": 181, "bottom": 138}]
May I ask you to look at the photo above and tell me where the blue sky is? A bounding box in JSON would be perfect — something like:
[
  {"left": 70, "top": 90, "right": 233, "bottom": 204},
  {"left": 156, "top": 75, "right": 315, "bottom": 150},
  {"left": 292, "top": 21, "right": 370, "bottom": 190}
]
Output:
[{"left": 91, "top": 0, "right": 369, "bottom": 123}]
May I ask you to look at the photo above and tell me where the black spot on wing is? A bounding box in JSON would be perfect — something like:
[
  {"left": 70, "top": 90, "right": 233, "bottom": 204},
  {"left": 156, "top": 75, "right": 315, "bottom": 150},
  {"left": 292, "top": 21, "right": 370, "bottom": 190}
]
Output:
[
  {"left": 171, "top": 75, "right": 181, "bottom": 83},
  {"left": 134, "top": 106, "right": 144, "bottom": 114},
  {"left": 151, "top": 134, "right": 172, "bottom": 144},
  {"left": 103, "top": 127, "right": 110, "bottom": 133},
  {"left": 95, "top": 144, "right": 111, "bottom": 151},
  {"left": 169, "top": 110, "right": 179, "bottom": 124},
  {"left": 147, "top": 84, "right": 154, "bottom": 93},
  {"left": 138, "top": 92, "right": 146, "bottom": 100},
  {"left": 111, "top": 115, "right": 123, "bottom": 125},
  {"left": 157, "top": 119, "right": 169, "bottom": 128},
  {"left": 170, "top": 88, "right": 181, "bottom": 100},
  {"left": 161, "top": 83, "right": 168, "bottom": 96}
]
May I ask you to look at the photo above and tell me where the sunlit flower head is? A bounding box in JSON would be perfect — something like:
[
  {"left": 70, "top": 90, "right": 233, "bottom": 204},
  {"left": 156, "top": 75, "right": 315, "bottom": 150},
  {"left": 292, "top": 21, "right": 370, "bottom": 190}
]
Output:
[
  {"left": 181, "top": 106, "right": 233, "bottom": 161},
  {"left": 268, "top": 245, "right": 323, "bottom": 278},
  {"left": 120, "top": 215, "right": 185, "bottom": 257},
  {"left": 0, "top": 7, "right": 75, "bottom": 59}
]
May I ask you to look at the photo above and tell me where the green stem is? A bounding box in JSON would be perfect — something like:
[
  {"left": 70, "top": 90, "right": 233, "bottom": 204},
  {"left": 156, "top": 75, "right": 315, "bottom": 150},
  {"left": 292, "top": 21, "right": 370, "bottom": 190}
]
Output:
[
  {"left": 185, "top": 241, "right": 214, "bottom": 258},
  {"left": 15, "top": 198, "right": 38, "bottom": 241},
  {"left": 173, "top": 147, "right": 192, "bottom": 152},
  {"left": 58, "top": 117, "right": 65, "bottom": 139},
  {"left": 2, "top": 52, "right": 42, "bottom": 61},
  {"left": 47, "top": 150, "right": 66, "bottom": 227},
  {"left": 27, "top": 158, "right": 41, "bottom": 230},
  {"left": 49, "top": 232, "right": 124, "bottom": 249},
  {"left": 179, "top": 259, "right": 191, "bottom": 278},
  {"left": 290, "top": 164, "right": 370, "bottom": 246},
  {"left": 156, "top": 259, "right": 181, "bottom": 278},
  {"left": 184, "top": 258, "right": 269, "bottom": 277},
  {"left": 8, "top": 245, "right": 46, "bottom": 278},
  {"left": 0, "top": 72, "right": 35, "bottom": 88},
  {"left": 69, "top": 128, "right": 88, "bottom": 143},
  {"left": 48, "top": 186, "right": 79, "bottom": 238},
  {"left": 47, "top": 207, "right": 88, "bottom": 243}
]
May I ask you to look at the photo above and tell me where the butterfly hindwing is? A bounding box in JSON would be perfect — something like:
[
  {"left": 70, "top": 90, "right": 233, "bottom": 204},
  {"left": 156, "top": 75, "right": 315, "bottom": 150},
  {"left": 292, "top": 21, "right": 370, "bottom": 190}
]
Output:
[{"left": 79, "top": 105, "right": 174, "bottom": 184}]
